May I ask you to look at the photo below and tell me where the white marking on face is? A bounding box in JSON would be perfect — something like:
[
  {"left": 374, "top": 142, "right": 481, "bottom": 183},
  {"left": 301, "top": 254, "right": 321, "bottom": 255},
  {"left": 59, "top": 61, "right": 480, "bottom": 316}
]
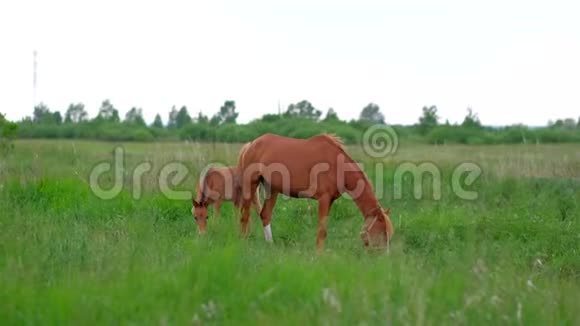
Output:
[{"left": 264, "top": 224, "right": 273, "bottom": 242}]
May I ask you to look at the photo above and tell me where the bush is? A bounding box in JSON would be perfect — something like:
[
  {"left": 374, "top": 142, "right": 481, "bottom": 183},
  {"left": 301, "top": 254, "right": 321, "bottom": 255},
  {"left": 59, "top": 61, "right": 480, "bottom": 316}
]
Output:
[
  {"left": 130, "top": 128, "right": 155, "bottom": 142},
  {"left": 1, "top": 112, "right": 18, "bottom": 155},
  {"left": 11, "top": 115, "right": 580, "bottom": 145},
  {"left": 427, "top": 126, "right": 491, "bottom": 145}
]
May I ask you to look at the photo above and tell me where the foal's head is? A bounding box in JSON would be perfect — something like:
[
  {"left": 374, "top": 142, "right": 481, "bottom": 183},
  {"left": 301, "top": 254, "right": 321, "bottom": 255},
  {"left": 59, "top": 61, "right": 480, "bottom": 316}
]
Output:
[
  {"left": 360, "top": 208, "right": 393, "bottom": 248},
  {"left": 191, "top": 198, "right": 209, "bottom": 234}
]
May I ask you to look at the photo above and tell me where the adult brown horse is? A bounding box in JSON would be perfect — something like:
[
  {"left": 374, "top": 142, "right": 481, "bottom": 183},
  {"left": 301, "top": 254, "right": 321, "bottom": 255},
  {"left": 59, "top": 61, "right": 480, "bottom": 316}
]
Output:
[{"left": 236, "top": 133, "right": 394, "bottom": 249}]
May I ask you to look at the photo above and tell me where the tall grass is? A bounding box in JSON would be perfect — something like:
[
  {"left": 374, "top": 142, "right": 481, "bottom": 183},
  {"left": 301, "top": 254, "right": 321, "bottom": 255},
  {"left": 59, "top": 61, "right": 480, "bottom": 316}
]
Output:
[{"left": 1, "top": 140, "right": 579, "bottom": 325}]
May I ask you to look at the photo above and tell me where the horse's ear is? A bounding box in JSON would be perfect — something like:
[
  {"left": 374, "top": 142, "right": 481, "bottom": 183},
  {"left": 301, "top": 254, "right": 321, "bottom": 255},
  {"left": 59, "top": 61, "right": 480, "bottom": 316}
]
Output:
[{"left": 192, "top": 197, "right": 199, "bottom": 207}]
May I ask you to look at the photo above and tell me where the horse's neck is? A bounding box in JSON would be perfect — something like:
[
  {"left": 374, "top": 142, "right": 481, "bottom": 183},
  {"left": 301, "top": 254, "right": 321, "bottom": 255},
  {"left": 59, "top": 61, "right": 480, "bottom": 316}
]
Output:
[{"left": 344, "top": 167, "right": 380, "bottom": 218}]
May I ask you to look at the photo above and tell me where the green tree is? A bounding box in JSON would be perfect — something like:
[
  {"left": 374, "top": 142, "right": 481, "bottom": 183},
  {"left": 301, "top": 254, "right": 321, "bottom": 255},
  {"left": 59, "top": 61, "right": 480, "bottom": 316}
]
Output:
[
  {"left": 461, "top": 107, "right": 481, "bottom": 128},
  {"left": 124, "top": 107, "right": 146, "bottom": 126},
  {"left": 551, "top": 118, "right": 576, "bottom": 128},
  {"left": 563, "top": 118, "right": 576, "bottom": 129},
  {"left": 167, "top": 106, "right": 178, "bottom": 128},
  {"left": 549, "top": 119, "right": 562, "bottom": 127},
  {"left": 359, "top": 103, "right": 385, "bottom": 124},
  {"left": 32, "top": 103, "right": 49, "bottom": 123},
  {"left": 152, "top": 113, "right": 164, "bottom": 128},
  {"left": 64, "top": 103, "right": 88, "bottom": 123},
  {"left": 96, "top": 100, "right": 120, "bottom": 123},
  {"left": 285, "top": 100, "right": 321, "bottom": 121},
  {"left": 196, "top": 111, "right": 209, "bottom": 124},
  {"left": 211, "top": 100, "right": 238, "bottom": 125},
  {"left": 173, "top": 106, "right": 192, "bottom": 128},
  {"left": 324, "top": 108, "right": 340, "bottom": 122},
  {"left": 53, "top": 111, "right": 63, "bottom": 125},
  {"left": 33, "top": 103, "right": 60, "bottom": 124},
  {"left": 418, "top": 105, "right": 439, "bottom": 134}
]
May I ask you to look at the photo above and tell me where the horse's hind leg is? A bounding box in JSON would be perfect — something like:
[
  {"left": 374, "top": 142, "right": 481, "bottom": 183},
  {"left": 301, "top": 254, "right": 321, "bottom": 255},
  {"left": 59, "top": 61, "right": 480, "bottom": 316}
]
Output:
[
  {"left": 240, "top": 182, "right": 259, "bottom": 237},
  {"left": 239, "top": 169, "right": 261, "bottom": 237},
  {"left": 259, "top": 191, "right": 278, "bottom": 242}
]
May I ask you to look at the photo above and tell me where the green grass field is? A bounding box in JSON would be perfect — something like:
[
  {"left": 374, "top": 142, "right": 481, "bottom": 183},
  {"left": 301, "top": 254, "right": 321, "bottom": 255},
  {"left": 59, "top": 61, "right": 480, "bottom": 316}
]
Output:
[{"left": 1, "top": 139, "right": 579, "bottom": 325}]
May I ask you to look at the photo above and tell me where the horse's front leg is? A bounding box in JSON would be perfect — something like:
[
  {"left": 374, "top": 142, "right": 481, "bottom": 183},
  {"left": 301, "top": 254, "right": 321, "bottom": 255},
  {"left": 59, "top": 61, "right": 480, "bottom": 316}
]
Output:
[
  {"left": 316, "top": 196, "right": 333, "bottom": 250},
  {"left": 213, "top": 200, "right": 221, "bottom": 220},
  {"left": 259, "top": 191, "right": 278, "bottom": 242}
]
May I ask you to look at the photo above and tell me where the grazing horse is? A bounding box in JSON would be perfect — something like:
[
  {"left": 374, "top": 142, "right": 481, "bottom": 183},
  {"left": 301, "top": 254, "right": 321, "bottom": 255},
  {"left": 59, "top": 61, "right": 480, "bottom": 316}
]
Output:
[
  {"left": 191, "top": 166, "right": 262, "bottom": 234},
  {"left": 235, "top": 133, "right": 394, "bottom": 249}
]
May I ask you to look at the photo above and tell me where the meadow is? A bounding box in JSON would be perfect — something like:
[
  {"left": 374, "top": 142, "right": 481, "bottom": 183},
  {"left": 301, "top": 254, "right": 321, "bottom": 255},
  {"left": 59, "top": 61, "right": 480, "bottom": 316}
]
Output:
[{"left": 1, "top": 139, "right": 579, "bottom": 325}]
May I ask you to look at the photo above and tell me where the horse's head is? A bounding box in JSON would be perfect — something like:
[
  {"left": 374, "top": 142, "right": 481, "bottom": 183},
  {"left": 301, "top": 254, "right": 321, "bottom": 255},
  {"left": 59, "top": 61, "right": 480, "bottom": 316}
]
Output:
[
  {"left": 360, "top": 208, "right": 393, "bottom": 248},
  {"left": 191, "top": 197, "right": 209, "bottom": 234}
]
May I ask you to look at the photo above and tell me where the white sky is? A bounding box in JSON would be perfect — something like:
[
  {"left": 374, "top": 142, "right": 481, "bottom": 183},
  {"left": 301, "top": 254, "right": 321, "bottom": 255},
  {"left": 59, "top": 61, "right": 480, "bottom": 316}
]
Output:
[{"left": 1, "top": 0, "right": 579, "bottom": 126}]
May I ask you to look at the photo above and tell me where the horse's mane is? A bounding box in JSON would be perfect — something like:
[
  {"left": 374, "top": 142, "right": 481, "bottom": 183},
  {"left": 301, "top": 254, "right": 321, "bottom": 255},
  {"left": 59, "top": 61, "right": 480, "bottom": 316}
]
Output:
[
  {"left": 316, "top": 132, "right": 370, "bottom": 182},
  {"left": 316, "top": 133, "right": 345, "bottom": 151}
]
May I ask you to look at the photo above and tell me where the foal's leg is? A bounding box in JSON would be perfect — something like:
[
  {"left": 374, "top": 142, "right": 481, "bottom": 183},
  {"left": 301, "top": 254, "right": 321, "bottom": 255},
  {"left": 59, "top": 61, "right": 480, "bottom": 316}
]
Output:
[
  {"left": 259, "top": 191, "right": 278, "bottom": 242},
  {"left": 213, "top": 200, "right": 221, "bottom": 220},
  {"left": 316, "top": 196, "right": 333, "bottom": 250}
]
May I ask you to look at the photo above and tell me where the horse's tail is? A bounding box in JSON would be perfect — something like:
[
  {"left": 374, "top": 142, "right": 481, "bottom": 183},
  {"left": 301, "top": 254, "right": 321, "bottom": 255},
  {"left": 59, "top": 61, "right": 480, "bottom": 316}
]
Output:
[
  {"left": 235, "top": 141, "right": 251, "bottom": 184},
  {"left": 237, "top": 141, "right": 252, "bottom": 168},
  {"left": 235, "top": 141, "right": 258, "bottom": 204},
  {"left": 252, "top": 185, "right": 262, "bottom": 214},
  {"left": 234, "top": 143, "right": 249, "bottom": 197}
]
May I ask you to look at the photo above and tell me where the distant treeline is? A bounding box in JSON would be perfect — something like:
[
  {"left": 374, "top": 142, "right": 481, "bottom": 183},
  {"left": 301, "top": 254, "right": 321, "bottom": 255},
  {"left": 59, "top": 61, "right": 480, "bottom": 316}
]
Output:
[{"left": 8, "top": 100, "right": 580, "bottom": 145}]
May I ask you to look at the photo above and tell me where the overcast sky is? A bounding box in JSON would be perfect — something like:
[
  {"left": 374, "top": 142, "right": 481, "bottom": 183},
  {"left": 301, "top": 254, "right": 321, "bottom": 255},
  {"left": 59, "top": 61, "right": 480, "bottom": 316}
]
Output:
[{"left": 1, "top": 0, "right": 579, "bottom": 126}]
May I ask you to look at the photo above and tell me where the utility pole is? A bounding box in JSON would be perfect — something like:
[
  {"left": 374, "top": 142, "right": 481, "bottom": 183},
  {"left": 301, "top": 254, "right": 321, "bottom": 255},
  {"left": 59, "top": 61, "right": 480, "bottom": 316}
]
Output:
[{"left": 33, "top": 50, "right": 38, "bottom": 108}]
